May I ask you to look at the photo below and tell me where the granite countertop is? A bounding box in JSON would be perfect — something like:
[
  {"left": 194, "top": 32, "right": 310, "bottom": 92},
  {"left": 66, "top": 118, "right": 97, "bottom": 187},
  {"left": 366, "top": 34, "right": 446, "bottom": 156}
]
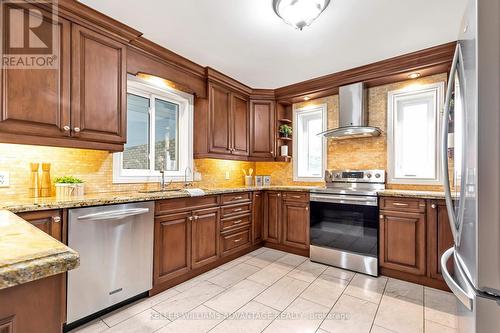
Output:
[
  {"left": 0, "top": 186, "right": 321, "bottom": 213},
  {"left": 0, "top": 210, "right": 79, "bottom": 290},
  {"left": 378, "top": 189, "right": 445, "bottom": 199}
]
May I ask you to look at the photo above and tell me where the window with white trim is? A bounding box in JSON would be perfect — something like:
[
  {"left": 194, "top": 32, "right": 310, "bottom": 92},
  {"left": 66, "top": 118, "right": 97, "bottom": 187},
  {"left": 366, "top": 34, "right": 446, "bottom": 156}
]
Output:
[
  {"left": 293, "top": 104, "right": 327, "bottom": 181},
  {"left": 387, "top": 82, "right": 444, "bottom": 185},
  {"left": 113, "top": 75, "right": 193, "bottom": 183}
]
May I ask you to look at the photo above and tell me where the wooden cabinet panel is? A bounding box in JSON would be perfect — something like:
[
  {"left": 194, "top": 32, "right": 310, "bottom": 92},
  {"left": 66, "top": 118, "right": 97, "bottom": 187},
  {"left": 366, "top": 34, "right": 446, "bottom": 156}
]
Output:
[
  {"left": 428, "top": 201, "right": 454, "bottom": 280},
  {"left": 191, "top": 207, "right": 220, "bottom": 269},
  {"left": 222, "top": 192, "right": 251, "bottom": 204},
  {"left": 282, "top": 200, "right": 309, "bottom": 249},
  {"left": 0, "top": 2, "right": 70, "bottom": 138},
  {"left": 264, "top": 191, "right": 281, "bottom": 244},
  {"left": 380, "top": 211, "right": 426, "bottom": 275},
  {"left": 380, "top": 197, "right": 426, "bottom": 213},
  {"left": 17, "top": 210, "right": 62, "bottom": 241},
  {"left": 71, "top": 24, "right": 126, "bottom": 144},
  {"left": 154, "top": 212, "right": 191, "bottom": 284},
  {"left": 231, "top": 94, "right": 249, "bottom": 156},
  {"left": 282, "top": 192, "right": 309, "bottom": 202},
  {"left": 208, "top": 83, "right": 231, "bottom": 154},
  {"left": 252, "top": 192, "right": 263, "bottom": 244},
  {"left": 221, "top": 214, "right": 251, "bottom": 233},
  {"left": 221, "top": 227, "right": 251, "bottom": 256},
  {"left": 221, "top": 203, "right": 252, "bottom": 218},
  {"left": 156, "top": 195, "right": 219, "bottom": 215},
  {"left": 250, "top": 100, "right": 275, "bottom": 159}
]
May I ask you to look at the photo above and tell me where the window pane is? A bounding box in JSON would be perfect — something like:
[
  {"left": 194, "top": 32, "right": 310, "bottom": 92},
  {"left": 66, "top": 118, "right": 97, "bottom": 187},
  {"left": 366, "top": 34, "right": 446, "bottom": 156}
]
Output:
[
  {"left": 297, "top": 110, "right": 323, "bottom": 178},
  {"left": 123, "top": 94, "right": 149, "bottom": 170},
  {"left": 155, "top": 98, "right": 179, "bottom": 171},
  {"left": 394, "top": 95, "right": 436, "bottom": 179}
]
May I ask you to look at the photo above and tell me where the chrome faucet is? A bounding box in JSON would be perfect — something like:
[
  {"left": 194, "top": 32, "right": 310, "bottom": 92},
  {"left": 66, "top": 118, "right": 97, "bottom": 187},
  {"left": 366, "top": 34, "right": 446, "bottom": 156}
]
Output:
[
  {"left": 159, "top": 157, "right": 171, "bottom": 190},
  {"left": 184, "top": 166, "right": 193, "bottom": 187}
]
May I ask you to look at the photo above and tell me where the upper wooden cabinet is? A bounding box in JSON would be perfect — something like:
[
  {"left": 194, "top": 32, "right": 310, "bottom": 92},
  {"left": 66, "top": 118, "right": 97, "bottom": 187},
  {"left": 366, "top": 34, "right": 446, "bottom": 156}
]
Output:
[
  {"left": 71, "top": 24, "right": 127, "bottom": 144},
  {"left": 0, "top": 2, "right": 71, "bottom": 140},
  {"left": 207, "top": 82, "right": 249, "bottom": 157},
  {"left": 0, "top": 3, "right": 127, "bottom": 151},
  {"left": 250, "top": 100, "right": 275, "bottom": 160}
]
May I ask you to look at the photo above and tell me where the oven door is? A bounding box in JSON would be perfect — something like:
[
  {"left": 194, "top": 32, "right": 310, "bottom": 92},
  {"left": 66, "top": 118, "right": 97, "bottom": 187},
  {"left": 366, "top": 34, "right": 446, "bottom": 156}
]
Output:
[{"left": 310, "top": 194, "right": 379, "bottom": 258}]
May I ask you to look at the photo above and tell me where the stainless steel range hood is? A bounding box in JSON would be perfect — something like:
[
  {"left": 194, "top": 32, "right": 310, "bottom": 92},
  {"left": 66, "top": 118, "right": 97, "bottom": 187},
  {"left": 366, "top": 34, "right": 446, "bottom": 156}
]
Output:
[{"left": 319, "top": 82, "right": 381, "bottom": 139}]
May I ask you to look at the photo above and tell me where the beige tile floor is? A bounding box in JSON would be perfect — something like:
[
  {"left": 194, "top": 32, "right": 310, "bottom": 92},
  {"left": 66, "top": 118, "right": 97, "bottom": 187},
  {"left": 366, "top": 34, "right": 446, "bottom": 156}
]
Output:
[{"left": 70, "top": 247, "right": 458, "bottom": 333}]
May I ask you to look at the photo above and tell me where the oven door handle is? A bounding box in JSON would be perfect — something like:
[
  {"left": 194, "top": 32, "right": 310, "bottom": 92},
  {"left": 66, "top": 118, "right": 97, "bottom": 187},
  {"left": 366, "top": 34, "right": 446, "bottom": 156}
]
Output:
[{"left": 310, "top": 194, "right": 378, "bottom": 206}]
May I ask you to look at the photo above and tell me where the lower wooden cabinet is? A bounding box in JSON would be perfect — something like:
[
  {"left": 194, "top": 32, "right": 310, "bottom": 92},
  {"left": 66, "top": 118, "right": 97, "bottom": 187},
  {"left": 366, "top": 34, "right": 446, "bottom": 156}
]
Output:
[
  {"left": 252, "top": 192, "right": 264, "bottom": 243},
  {"left": 221, "top": 227, "right": 252, "bottom": 255},
  {"left": 379, "top": 210, "right": 426, "bottom": 275},
  {"left": 17, "top": 210, "right": 63, "bottom": 241},
  {"left": 191, "top": 207, "right": 220, "bottom": 269},
  {"left": 154, "top": 212, "right": 192, "bottom": 285},
  {"left": 282, "top": 199, "right": 310, "bottom": 250},
  {"left": 428, "top": 200, "right": 454, "bottom": 280},
  {"left": 263, "top": 191, "right": 281, "bottom": 244}
]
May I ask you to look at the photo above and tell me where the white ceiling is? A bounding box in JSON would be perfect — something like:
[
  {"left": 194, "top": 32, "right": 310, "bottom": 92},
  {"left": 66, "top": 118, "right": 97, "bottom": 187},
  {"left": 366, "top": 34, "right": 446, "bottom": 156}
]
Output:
[{"left": 80, "top": 0, "right": 467, "bottom": 88}]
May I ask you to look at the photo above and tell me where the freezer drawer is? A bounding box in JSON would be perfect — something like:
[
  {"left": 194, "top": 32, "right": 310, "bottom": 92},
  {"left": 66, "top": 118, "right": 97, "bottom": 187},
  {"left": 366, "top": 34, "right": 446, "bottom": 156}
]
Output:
[{"left": 67, "top": 202, "right": 154, "bottom": 324}]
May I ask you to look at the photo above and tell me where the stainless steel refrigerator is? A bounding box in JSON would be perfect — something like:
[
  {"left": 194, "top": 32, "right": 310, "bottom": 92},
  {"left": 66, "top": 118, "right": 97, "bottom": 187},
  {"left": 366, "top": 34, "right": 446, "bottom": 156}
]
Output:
[{"left": 441, "top": 0, "right": 500, "bottom": 332}]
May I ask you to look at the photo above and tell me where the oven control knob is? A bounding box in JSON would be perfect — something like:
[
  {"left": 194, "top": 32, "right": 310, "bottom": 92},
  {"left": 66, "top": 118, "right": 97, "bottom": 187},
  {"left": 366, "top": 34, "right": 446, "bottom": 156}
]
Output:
[
  {"left": 375, "top": 173, "right": 381, "bottom": 178},
  {"left": 334, "top": 173, "right": 340, "bottom": 178},
  {"left": 366, "top": 173, "right": 372, "bottom": 178}
]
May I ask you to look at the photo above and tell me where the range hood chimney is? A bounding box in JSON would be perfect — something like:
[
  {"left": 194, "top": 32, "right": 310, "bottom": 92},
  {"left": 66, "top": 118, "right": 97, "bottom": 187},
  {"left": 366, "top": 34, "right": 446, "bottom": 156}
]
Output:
[{"left": 319, "top": 82, "right": 381, "bottom": 139}]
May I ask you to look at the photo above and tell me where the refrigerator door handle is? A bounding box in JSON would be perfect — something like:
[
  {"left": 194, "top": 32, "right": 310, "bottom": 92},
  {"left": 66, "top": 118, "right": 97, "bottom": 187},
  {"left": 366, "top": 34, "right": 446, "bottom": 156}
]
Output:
[{"left": 441, "top": 247, "right": 474, "bottom": 310}]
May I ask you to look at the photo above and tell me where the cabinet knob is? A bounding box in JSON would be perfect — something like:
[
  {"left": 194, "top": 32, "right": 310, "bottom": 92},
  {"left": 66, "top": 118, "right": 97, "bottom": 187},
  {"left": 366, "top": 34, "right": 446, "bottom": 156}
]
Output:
[
  {"left": 63, "top": 125, "right": 70, "bottom": 132},
  {"left": 380, "top": 215, "right": 384, "bottom": 219},
  {"left": 52, "top": 216, "right": 61, "bottom": 223},
  {"left": 431, "top": 204, "right": 437, "bottom": 209},
  {"left": 188, "top": 216, "right": 194, "bottom": 221},
  {"left": 277, "top": 193, "right": 281, "bottom": 197},
  {"left": 193, "top": 215, "right": 199, "bottom": 220},
  {"left": 305, "top": 207, "right": 309, "bottom": 211},
  {"left": 73, "top": 127, "right": 81, "bottom": 133}
]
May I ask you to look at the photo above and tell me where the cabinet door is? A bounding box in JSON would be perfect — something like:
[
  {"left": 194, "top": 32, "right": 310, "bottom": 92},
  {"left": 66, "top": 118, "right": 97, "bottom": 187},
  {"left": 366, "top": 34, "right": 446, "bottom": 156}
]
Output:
[
  {"left": 0, "top": 2, "right": 70, "bottom": 138},
  {"left": 282, "top": 200, "right": 310, "bottom": 249},
  {"left": 264, "top": 191, "right": 281, "bottom": 244},
  {"left": 380, "top": 211, "right": 426, "bottom": 275},
  {"left": 154, "top": 212, "right": 191, "bottom": 285},
  {"left": 250, "top": 100, "right": 275, "bottom": 159},
  {"left": 208, "top": 83, "right": 231, "bottom": 154},
  {"left": 17, "top": 210, "right": 62, "bottom": 241},
  {"left": 428, "top": 201, "right": 454, "bottom": 280},
  {"left": 231, "top": 93, "right": 249, "bottom": 156},
  {"left": 71, "top": 24, "right": 126, "bottom": 144},
  {"left": 252, "top": 192, "right": 263, "bottom": 243},
  {"left": 191, "top": 207, "right": 220, "bottom": 269}
]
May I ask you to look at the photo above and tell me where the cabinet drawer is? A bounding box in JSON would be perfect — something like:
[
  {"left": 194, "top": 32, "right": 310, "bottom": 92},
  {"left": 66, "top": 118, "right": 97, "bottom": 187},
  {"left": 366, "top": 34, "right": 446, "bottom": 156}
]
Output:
[
  {"left": 222, "top": 192, "right": 251, "bottom": 204},
  {"left": 221, "top": 227, "right": 251, "bottom": 254},
  {"left": 156, "top": 196, "right": 219, "bottom": 215},
  {"left": 282, "top": 192, "right": 309, "bottom": 202},
  {"left": 221, "top": 203, "right": 252, "bottom": 218},
  {"left": 380, "top": 197, "right": 425, "bottom": 213},
  {"left": 221, "top": 214, "right": 251, "bottom": 232}
]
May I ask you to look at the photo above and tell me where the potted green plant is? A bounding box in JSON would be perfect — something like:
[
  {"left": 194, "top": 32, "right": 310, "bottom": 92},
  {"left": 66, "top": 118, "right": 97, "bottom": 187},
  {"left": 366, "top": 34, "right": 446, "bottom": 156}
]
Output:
[
  {"left": 279, "top": 124, "right": 292, "bottom": 138},
  {"left": 54, "top": 176, "right": 84, "bottom": 198}
]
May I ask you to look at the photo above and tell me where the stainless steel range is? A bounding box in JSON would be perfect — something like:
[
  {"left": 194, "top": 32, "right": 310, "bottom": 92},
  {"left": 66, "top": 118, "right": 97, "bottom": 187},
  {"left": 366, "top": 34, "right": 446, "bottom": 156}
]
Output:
[{"left": 310, "top": 169, "right": 385, "bottom": 276}]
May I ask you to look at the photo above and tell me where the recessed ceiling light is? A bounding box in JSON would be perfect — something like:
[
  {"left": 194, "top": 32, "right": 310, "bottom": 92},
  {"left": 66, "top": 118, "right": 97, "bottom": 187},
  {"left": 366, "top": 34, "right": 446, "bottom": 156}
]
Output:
[
  {"left": 408, "top": 72, "right": 421, "bottom": 79},
  {"left": 273, "top": 0, "right": 331, "bottom": 30},
  {"left": 304, "top": 96, "right": 311, "bottom": 101}
]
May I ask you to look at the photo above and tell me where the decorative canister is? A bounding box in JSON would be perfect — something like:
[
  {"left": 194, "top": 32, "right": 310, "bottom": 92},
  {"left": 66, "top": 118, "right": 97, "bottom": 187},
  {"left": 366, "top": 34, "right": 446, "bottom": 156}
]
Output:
[
  {"left": 245, "top": 176, "right": 253, "bottom": 187},
  {"left": 280, "top": 145, "right": 289, "bottom": 157}
]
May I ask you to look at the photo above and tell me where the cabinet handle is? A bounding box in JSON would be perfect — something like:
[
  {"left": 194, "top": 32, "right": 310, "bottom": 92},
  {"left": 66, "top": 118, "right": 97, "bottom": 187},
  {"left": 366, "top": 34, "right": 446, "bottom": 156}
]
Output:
[
  {"left": 233, "top": 220, "right": 243, "bottom": 224},
  {"left": 277, "top": 193, "right": 281, "bottom": 197},
  {"left": 233, "top": 196, "right": 243, "bottom": 200},
  {"left": 234, "top": 238, "right": 243, "bottom": 243},
  {"left": 193, "top": 215, "right": 199, "bottom": 220},
  {"left": 63, "top": 125, "right": 70, "bottom": 132},
  {"left": 291, "top": 195, "right": 301, "bottom": 199},
  {"left": 233, "top": 208, "right": 243, "bottom": 212},
  {"left": 392, "top": 202, "right": 409, "bottom": 207},
  {"left": 380, "top": 215, "right": 384, "bottom": 219},
  {"left": 188, "top": 216, "right": 194, "bottom": 221},
  {"left": 52, "top": 216, "right": 61, "bottom": 223},
  {"left": 305, "top": 207, "right": 309, "bottom": 211},
  {"left": 431, "top": 204, "right": 437, "bottom": 209},
  {"left": 73, "top": 127, "right": 81, "bottom": 133}
]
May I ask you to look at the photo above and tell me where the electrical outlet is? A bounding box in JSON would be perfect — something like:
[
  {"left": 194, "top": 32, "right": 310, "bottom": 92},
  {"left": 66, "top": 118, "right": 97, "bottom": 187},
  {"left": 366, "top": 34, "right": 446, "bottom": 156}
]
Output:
[
  {"left": 0, "top": 171, "right": 9, "bottom": 187},
  {"left": 194, "top": 171, "right": 202, "bottom": 182},
  {"left": 225, "top": 171, "right": 230, "bottom": 180}
]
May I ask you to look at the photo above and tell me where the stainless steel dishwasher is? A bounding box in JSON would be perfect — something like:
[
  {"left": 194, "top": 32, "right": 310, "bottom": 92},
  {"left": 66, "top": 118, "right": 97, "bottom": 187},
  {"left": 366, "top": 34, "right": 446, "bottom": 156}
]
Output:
[{"left": 67, "top": 201, "right": 154, "bottom": 324}]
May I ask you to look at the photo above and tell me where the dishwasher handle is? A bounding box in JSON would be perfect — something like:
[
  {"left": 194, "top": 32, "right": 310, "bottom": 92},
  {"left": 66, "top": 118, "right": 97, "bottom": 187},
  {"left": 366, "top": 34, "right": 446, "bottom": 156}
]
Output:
[{"left": 77, "top": 208, "right": 151, "bottom": 221}]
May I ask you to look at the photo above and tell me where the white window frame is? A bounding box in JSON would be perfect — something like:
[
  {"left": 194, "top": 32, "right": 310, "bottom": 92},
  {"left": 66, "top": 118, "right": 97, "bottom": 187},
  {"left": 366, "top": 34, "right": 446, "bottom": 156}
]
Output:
[
  {"left": 387, "top": 82, "right": 444, "bottom": 185},
  {"left": 113, "top": 75, "right": 193, "bottom": 183},
  {"left": 293, "top": 103, "right": 327, "bottom": 182}
]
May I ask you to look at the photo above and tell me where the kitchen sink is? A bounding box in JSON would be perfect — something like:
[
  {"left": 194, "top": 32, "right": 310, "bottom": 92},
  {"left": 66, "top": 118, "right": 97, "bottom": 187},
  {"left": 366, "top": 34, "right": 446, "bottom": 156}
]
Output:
[{"left": 138, "top": 189, "right": 185, "bottom": 194}]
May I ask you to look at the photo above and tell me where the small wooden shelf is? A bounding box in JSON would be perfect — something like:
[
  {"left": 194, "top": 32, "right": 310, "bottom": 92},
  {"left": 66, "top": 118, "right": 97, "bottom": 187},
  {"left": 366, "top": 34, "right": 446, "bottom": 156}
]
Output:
[
  {"left": 275, "top": 156, "right": 292, "bottom": 162},
  {"left": 278, "top": 118, "right": 292, "bottom": 124},
  {"left": 278, "top": 136, "right": 292, "bottom": 141}
]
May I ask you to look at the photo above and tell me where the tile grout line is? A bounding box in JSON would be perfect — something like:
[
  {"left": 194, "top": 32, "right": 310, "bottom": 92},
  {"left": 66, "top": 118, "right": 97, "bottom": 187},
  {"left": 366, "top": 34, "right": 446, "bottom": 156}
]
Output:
[{"left": 367, "top": 275, "right": 390, "bottom": 333}]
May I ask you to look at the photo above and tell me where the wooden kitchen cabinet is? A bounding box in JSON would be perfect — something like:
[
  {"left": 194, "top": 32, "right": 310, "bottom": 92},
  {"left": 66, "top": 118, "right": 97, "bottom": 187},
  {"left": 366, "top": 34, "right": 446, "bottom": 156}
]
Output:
[
  {"left": 191, "top": 207, "right": 220, "bottom": 269},
  {"left": 282, "top": 199, "right": 310, "bottom": 250},
  {"left": 0, "top": 2, "right": 71, "bottom": 140},
  {"left": 249, "top": 100, "right": 275, "bottom": 160},
  {"left": 379, "top": 210, "right": 426, "bottom": 275},
  {"left": 264, "top": 191, "right": 281, "bottom": 244},
  {"left": 154, "top": 212, "right": 192, "bottom": 285},
  {"left": 17, "top": 210, "right": 63, "bottom": 241},
  {"left": 252, "top": 192, "right": 264, "bottom": 244},
  {"left": 427, "top": 200, "right": 454, "bottom": 280},
  {"left": 231, "top": 94, "right": 250, "bottom": 156},
  {"left": 71, "top": 24, "right": 127, "bottom": 145}
]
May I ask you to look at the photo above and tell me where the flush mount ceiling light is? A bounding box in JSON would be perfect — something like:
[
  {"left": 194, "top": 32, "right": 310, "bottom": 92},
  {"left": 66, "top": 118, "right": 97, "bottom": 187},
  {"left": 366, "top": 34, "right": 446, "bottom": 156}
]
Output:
[{"left": 273, "top": 0, "right": 331, "bottom": 30}]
